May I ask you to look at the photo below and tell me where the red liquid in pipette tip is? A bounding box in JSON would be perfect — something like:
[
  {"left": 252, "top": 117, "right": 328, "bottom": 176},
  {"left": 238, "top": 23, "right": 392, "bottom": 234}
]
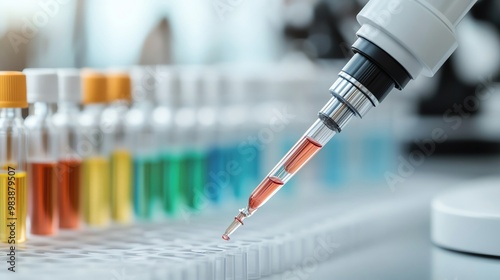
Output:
[
  {"left": 249, "top": 176, "right": 285, "bottom": 210},
  {"left": 284, "top": 136, "right": 322, "bottom": 173},
  {"left": 248, "top": 137, "right": 322, "bottom": 211},
  {"left": 222, "top": 136, "right": 323, "bottom": 241}
]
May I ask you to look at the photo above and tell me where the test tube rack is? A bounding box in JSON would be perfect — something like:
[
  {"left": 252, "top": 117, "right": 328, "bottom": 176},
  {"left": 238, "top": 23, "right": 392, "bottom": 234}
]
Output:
[{"left": 0, "top": 174, "right": 454, "bottom": 280}]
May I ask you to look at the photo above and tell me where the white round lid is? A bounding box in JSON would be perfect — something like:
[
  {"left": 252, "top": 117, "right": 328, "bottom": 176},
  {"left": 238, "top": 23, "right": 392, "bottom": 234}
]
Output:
[
  {"left": 130, "top": 65, "right": 157, "bottom": 103},
  {"left": 57, "top": 68, "right": 81, "bottom": 103},
  {"left": 23, "top": 68, "right": 59, "bottom": 103},
  {"left": 155, "top": 65, "right": 178, "bottom": 105},
  {"left": 431, "top": 178, "right": 500, "bottom": 257},
  {"left": 178, "top": 66, "right": 203, "bottom": 107}
]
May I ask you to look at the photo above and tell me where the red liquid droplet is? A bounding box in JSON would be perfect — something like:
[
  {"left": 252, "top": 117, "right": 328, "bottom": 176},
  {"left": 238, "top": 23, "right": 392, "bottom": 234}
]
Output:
[
  {"left": 249, "top": 176, "right": 285, "bottom": 211},
  {"left": 222, "top": 234, "right": 230, "bottom": 241},
  {"left": 284, "top": 136, "right": 322, "bottom": 173}
]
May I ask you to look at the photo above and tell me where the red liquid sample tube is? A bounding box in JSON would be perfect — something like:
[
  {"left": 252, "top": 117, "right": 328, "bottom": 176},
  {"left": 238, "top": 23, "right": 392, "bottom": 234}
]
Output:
[
  {"left": 29, "top": 162, "right": 57, "bottom": 235},
  {"left": 248, "top": 176, "right": 284, "bottom": 211},
  {"left": 284, "top": 136, "right": 323, "bottom": 174},
  {"left": 58, "top": 159, "right": 82, "bottom": 229}
]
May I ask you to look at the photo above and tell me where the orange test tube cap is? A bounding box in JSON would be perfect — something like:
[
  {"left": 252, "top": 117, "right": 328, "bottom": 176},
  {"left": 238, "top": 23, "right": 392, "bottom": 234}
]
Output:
[
  {"left": 82, "top": 70, "right": 107, "bottom": 104},
  {"left": 107, "top": 73, "right": 132, "bottom": 102},
  {"left": 0, "top": 71, "right": 28, "bottom": 108}
]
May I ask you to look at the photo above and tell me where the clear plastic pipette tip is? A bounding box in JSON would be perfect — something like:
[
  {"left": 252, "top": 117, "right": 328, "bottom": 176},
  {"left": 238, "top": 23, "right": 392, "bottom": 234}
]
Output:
[{"left": 222, "top": 209, "right": 249, "bottom": 241}]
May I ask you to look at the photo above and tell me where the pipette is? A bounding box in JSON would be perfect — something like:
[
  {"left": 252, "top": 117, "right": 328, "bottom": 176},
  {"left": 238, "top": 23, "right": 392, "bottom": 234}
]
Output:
[
  {"left": 222, "top": 74, "right": 369, "bottom": 240},
  {"left": 222, "top": 0, "right": 477, "bottom": 240},
  {"left": 222, "top": 120, "right": 332, "bottom": 240}
]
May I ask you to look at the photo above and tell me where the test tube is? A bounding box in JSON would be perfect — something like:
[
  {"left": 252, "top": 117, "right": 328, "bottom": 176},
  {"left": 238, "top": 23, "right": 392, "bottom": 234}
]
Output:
[
  {"left": 238, "top": 71, "right": 268, "bottom": 192},
  {"left": 53, "top": 69, "right": 82, "bottom": 229},
  {"left": 154, "top": 66, "right": 181, "bottom": 215},
  {"left": 205, "top": 69, "right": 226, "bottom": 204},
  {"left": 79, "top": 71, "right": 110, "bottom": 226},
  {"left": 24, "top": 69, "right": 59, "bottom": 235},
  {"left": 0, "top": 72, "right": 29, "bottom": 243},
  {"left": 220, "top": 69, "right": 249, "bottom": 199},
  {"left": 177, "top": 67, "right": 206, "bottom": 211},
  {"left": 128, "top": 66, "right": 161, "bottom": 220},
  {"left": 103, "top": 72, "right": 133, "bottom": 223}
]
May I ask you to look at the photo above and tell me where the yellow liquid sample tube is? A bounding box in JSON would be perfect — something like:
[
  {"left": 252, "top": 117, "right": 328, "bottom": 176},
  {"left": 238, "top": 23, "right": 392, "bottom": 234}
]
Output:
[
  {"left": 82, "top": 157, "right": 110, "bottom": 226},
  {"left": 0, "top": 172, "right": 27, "bottom": 243},
  {"left": 110, "top": 150, "right": 132, "bottom": 223}
]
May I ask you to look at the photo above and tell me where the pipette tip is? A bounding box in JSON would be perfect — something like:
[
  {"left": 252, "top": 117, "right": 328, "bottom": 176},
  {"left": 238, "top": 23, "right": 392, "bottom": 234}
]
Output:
[{"left": 222, "top": 209, "right": 249, "bottom": 241}]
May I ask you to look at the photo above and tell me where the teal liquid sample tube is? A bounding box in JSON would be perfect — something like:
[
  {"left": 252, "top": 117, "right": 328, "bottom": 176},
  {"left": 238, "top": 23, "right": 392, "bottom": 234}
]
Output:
[
  {"left": 133, "top": 155, "right": 161, "bottom": 219},
  {"left": 182, "top": 150, "right": 206, "bottom": 210},
  {"left": 161, "top": 151, "right": 182, "bottom": 215}
]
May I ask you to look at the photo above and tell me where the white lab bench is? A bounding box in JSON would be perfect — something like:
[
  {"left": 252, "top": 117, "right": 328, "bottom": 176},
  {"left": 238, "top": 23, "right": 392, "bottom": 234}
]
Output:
[{"left": 265, "top": 157, "right": 500, "bottom": 280}]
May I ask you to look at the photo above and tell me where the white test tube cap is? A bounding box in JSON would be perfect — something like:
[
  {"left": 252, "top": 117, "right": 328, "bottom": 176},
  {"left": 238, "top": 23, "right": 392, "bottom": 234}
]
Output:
[
  {"left": 155, "top": 65, "right": 177, "bottom": 105},
  {"left": 23, "top": 68, "right": 59, "bottom": 103},
  {"left": 203, "top": 67, "right": 221, "bottom": 107},
  {"left": 57, "top": 68, "right": 81, "bottom": 103},
  {"left": 178, "top": 66, "right": 203, "bottom": 107},
  {"left": 130, "top": 65, "right": 157, "bottom": 103}
]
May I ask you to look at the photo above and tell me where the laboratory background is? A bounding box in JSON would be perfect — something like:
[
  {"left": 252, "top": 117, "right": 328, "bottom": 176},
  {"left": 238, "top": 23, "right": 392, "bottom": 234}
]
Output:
[{"left": 0, "top": 0, "right": 500, "bottom": 279}]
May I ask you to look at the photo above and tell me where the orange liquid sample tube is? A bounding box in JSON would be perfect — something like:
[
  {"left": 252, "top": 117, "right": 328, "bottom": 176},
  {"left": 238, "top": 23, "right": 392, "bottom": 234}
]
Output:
[
  {"left": 58, "top": 159, "right": 82, "bottom": 229},
  {"left": 29, "top": 162, "right": 57, "bottom": 235}
]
